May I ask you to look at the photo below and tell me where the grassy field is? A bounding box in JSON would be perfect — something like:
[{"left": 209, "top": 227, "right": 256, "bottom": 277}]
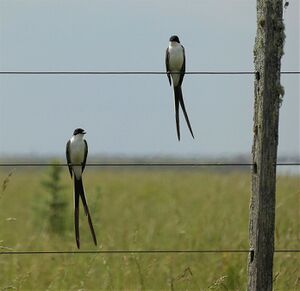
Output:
[{"left": 0, "top": 167, "right": 299, "bottom": 290}]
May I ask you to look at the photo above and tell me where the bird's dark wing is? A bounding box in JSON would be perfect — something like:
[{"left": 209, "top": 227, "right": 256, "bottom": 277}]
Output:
[
  {"left": 82, "top": 140, "right": 88, "bottom": 173},
  {"left": 66, "top": 140, "right": 72, "bottom": 178},
  {"left": 165, "top": 48, "right": 171, "bottom": 86},
  {"left": 178, "top": 45, "right": 186, "bottom": 87}
]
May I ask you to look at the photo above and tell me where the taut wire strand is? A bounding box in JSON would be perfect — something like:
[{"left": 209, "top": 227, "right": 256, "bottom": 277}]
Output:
[
  {"left": 0, "top": 249, "right": 299, "bottom": 255},
  {"left": 0, "top": 71, "right": 299, "bottom": 75},
  {"left": 0, "top": 162, "right": 299, "bottom": 167}
]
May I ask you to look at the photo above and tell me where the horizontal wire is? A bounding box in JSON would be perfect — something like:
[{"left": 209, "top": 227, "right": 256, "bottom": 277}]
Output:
[
  {"left": 0, "top": 71, "right": 299, "bottom": 75},
  {"left": 0, "top": 249, "right": 299, "bottom": 255},
  {"left": 0, "top": 162, "right": 299, "bottom": 167}
]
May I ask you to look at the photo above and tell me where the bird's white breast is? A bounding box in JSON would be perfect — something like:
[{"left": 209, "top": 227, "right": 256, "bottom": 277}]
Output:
[
  {"left": 168, "top": 42, "right": 184, "bottom": 87},
  {"left": 168, "top": 43, "right": 184, "bottom": 71},
  {"left": 70, "top": 137, "right": 85, "bottom": 163},
  {"left": 70, "top": 135, "right": 86, "bottom": 179}
]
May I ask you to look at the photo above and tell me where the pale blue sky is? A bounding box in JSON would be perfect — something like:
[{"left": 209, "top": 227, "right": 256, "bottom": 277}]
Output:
[{"left": 0, "top": 0, "right": 299, "bottom": 158}]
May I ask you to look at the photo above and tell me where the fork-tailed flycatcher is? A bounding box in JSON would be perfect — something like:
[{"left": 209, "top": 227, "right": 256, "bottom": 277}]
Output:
[
  {"left": 66, "top": 128, "right": 97, "bottom": 249},
  {"left": 165, "top": 35, "right": 194, "bottom": 141}
]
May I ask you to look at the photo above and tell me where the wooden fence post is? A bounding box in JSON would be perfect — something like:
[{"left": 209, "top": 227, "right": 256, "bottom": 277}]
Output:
[{"left": 248, "top": 0, "right": 285, "bottom": 290}]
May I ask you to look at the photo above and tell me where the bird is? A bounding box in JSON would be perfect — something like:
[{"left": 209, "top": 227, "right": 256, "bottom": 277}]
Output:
[
  {"left": 66, "top": 128, "right": 97, "bottom": 249},
  {"left": 165, "top": 35, "right": 194, "bottom": 141},
  {"left": 284, "top": 1, "right": 289, "bottom": 9}
]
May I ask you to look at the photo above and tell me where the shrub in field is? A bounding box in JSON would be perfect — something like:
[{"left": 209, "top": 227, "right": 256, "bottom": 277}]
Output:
[{"left": 34, "top": 161, "right": 69, "bottom": 235}]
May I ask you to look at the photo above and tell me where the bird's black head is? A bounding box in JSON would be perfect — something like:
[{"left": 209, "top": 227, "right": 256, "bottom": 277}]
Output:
[
  {"left": 169, "top": 35, "right": 180, "bottom": 43},
  {"left": 73, "top": 128, "right": 86, "bottom": 135}
]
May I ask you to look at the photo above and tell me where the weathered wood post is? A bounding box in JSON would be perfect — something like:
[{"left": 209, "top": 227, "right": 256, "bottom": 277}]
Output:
[{"left": 248, "top": 0, "right": 285, "bottom": 290}]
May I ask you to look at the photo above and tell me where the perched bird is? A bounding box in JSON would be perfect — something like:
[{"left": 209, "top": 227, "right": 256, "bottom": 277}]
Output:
[
  {"left": 165, "top": 35, "right": 194, "bottom": 141},
  {"left": 284, "top": 1, "right": 289, "bottom": 9},
  {"left": 66, "top": 128, "right": 97, "bottom": 249}
]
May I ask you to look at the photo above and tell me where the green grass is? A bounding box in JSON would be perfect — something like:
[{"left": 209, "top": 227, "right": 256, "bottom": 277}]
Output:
[{"left": 0, "top": 168, "right": 299, "bottom": 290}]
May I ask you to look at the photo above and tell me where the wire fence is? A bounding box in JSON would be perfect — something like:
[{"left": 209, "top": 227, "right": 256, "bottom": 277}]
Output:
[
  {"left": 0, "top": 161, "right": 298, "bottom": 256},
  {"left": 0, "top": 69, "right": 298, "bottom": 257},
  {"left": 0, "top": 71, "right": 299, "bottom": 75},
  {"left": 0, "top": 249, "right": 299, "bottom": 255},
  {"left": 0, "top": 162, "right": 299, "bottom": 167}
]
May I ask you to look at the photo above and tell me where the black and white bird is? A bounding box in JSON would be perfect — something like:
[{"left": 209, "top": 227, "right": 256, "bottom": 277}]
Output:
[
  {"left": 66, "top": 128, "right": 97, "bottom": 249},
  {"left": 165, "top": 35, "right": 194, "bottom": 141}
]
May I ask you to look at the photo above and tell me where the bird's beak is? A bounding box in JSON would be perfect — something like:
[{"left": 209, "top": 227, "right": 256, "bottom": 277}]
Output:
[{"left": 83, "top": 131, "right": 87, "bottom": 134}]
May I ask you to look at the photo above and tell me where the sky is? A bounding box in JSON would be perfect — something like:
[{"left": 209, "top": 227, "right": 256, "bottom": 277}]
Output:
[{"left": 0, "top": 0, "right": 299, "bottom": 159}]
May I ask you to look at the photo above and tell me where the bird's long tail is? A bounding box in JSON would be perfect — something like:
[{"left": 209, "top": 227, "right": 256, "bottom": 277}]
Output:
[
  {"left": 74, "top": 178, "right": 98, "bottom": 248},
  {"left": 74, "top": 179, "right": 80, "bottom": 248},
  {"left": 174, "top": 86, "right": 194, "bottom": 140},
  {"left": 174, "top": 86, "right": 180, "bottom": 141}
]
